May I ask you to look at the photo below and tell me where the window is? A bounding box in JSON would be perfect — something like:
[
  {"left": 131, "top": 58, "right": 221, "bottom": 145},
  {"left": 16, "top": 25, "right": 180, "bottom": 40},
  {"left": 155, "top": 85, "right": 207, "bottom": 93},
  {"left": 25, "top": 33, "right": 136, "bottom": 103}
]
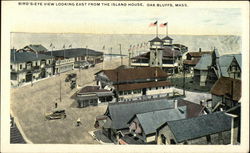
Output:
[
  {"left": 128, "top": 90, "right": 132, "bottom": 94},
  {"left": 10, "top": 65, "right": 13, "bottom": 70},
  {"left": 206, "top": 135, "right": 211, "bottom": 144},
  {"left": 163, "top": 86, "right": 165, "bottom": 89},
  {"left": 149, "top": 88, "right": 151, "bottom": 90},
  {"left": 156, "top": 87, "right": 158, "bottom": 90},
  {"left": 170, "top": 139, "right": 176, "bottom": 144},
  {"left": 161, "top": 134, "right": 166, "bottom": 144},
  {"left": 19, "top": 64, "right": 22, "bottom": 70}
]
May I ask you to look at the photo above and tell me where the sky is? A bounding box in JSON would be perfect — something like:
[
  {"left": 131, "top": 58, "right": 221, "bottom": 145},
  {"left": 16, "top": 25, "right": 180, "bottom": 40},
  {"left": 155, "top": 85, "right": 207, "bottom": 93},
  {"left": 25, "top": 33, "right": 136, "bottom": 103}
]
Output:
[{"left": 3, "top": 1, "right": 246, "bottom": 35}]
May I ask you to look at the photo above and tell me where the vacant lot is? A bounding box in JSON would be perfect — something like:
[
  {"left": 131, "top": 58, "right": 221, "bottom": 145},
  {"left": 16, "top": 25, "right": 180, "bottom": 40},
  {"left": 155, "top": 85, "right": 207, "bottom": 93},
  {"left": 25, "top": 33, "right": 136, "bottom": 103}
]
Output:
[{"left": 11, "top": 58, "right": 128, "bottom": 144}]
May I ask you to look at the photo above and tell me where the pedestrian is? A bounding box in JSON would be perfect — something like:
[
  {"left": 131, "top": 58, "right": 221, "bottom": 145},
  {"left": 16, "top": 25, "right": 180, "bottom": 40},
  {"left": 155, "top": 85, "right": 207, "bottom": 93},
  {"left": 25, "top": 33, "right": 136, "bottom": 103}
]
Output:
[
  {"left": 55, "top": 102, "right": 57, "bottom": 108},
  {"left": 76, "top": 118, "right": 81, "bottom": 126}
]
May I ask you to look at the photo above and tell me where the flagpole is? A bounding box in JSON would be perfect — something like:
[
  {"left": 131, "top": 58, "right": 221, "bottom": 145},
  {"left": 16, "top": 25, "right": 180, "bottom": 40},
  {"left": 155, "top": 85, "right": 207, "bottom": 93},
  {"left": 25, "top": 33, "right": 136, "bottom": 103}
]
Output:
[
  {"left": 156, "top": 21, "right": 158, "bottom": 37},
  {"left": 167, "top": 23, "right": 168, "bottom": 36}
]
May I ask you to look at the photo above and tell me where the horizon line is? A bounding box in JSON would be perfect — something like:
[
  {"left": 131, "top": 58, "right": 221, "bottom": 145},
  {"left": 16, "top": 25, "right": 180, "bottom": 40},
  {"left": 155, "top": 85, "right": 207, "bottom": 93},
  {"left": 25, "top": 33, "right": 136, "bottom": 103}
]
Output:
[{"left": 11, "top": 32, "right": 241, "bottom": 37}]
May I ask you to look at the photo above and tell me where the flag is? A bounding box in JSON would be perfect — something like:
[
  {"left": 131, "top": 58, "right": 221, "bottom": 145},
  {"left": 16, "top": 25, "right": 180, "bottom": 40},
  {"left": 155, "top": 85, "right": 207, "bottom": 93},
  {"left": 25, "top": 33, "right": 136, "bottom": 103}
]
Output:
[
  {"left": 149, "top": 21, "right": 158, "bottom": 27},
  {"left": 160, "top": 22, "right": 168, "bottom": 27},
  {"left": 50, "top": 43, "right": 53, "bottom": 47},
  {"left": 63, "top": 44, "right": 65, "bottom": 49},
  {"left": 102, "top": 45, "right": 105, "bottom": 50},
  {"left": 69, "top": 44, "right": 72, "bottom": 48}
]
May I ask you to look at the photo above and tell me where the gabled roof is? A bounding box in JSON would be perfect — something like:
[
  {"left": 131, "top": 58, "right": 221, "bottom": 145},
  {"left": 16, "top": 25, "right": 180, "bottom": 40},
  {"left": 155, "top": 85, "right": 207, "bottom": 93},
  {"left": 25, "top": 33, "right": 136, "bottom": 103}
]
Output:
[
  {"left": 11, "top": 50, "right": 53, "bottom": 63},
  {"left": 210, "top": 77, "right": 241, "bottom": 101},
  {"left": 217, "top": 54, "right": 241, "bottom": 77},
  {"left": 44, "top": 48, "right": 103, "bottom": 58},
  {"left": 167, "top": 112, "right": 232, "bottom": 143},
  {"left": 105, "top": 98, "right": 175, "bottom": 130},
  {"left": 96, "top": 67, "right": 168, "bottom": 83},
  {"left": 132, "top": 106, "right": 186, "bottom": 135},
  {"left": 149, "top": 37, "right": 164, "bottom": 43},
  {"left": 24, "top": 44, "right": 48, "bottom": 52},
  {"left": 162, "top": 35, "right": 173, "bottom": 41},
  {"left": 177, "top": 99, "right": 204, "bottom": 118},
  {"left": 194, "top": 54, "right": 212, "bottom": 70}
]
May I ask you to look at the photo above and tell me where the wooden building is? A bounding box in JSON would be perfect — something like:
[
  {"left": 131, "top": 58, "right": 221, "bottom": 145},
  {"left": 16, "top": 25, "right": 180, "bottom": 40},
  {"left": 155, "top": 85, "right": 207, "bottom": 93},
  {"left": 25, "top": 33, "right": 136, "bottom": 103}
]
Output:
[
  {"left": 210, "top": 77, "right": 241, "bottom": 111},
  {"left": 95, "top": 98, "right": 206, "bottom": 144},
  {"left": 18, "top": 44, "right": 48, "bottom": 54},
  {"left": 95, "top": 67, "right": 173, "bottom": 101},
  {"left": 10, "top": 49, "right": 54, "bottom": 87},
  {"left": 44, "top": 48, "right": 104, "bottom": 74},
  {"left": 94, "top": 98, "right": 175, "bottom": 143},
  {"left": 127, "top": 105, "right": 187, "bottom": 144},
  {"left": 183, "top": 49, "right": 213, "bottom": 72},
  {"left": 216, "top": 54, "right": 241, "bottom": 79},
  {"left": 131, "top": 36, "right": 187, "bottom": 73},
  {"left": 156, "top": 112, "right": 232, "bottom": 145},
  {"left": 76, "top": 86, "right": 114, "bottom": 108}
]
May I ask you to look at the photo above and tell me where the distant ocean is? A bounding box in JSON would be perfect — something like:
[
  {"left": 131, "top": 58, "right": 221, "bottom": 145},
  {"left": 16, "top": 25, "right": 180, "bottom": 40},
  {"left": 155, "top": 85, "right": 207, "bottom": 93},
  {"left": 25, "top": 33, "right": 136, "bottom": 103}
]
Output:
[{"left": 11, "top": 33, "right": 241, "bottom": 56}]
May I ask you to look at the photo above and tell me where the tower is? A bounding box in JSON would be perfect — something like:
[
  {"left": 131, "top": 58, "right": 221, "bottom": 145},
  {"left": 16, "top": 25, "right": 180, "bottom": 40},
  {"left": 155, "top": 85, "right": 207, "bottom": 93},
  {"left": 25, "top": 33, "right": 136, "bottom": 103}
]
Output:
[
  {"left": 149, "top": 37, "right": 164, "bottom": 67},
  {"left": 162, "top": 35, "right": 173, "bottom": 48}
]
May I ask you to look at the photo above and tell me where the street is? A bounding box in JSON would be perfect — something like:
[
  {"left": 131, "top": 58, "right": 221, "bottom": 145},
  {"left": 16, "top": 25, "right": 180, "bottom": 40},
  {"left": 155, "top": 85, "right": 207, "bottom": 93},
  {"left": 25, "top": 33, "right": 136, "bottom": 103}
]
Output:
[{"left": 10, "top": 58, "right": 128, "bottom": 144}]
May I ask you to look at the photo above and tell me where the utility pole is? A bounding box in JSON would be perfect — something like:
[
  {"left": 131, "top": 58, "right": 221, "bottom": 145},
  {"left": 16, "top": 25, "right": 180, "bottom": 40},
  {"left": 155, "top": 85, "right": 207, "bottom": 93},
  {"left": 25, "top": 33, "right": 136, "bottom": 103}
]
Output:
[
  {"left": 119, "top": 44, "right": 123, "bottom": 66},
  {"left": 116, "top": 70, "right": 119, "bottom": 102},
  {"left": 110, "top": 47, "right": 112, "bottom": 61},
  {"left": 183, "top": 66, "right": 186, "bottom": 96},
  {"left": 60, "top": 79, "right": 62, "bottom": 102}
]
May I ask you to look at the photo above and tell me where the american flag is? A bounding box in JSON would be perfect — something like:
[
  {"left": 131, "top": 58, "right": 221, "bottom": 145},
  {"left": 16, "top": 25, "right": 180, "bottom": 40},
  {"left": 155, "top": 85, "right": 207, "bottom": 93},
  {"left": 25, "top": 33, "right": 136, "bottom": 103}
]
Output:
[
  {"left": 160, "top": 22, "right": 168, "bottom": 27},
  {"left": 149, "top": 21, "right": 157, "bottom": 27}
]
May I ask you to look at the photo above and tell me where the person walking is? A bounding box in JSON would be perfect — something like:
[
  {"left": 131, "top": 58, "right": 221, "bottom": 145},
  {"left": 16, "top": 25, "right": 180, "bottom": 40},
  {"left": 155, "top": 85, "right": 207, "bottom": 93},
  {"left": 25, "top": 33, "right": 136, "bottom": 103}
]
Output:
[{"left": 76, "top": 118, "right": 81, "bottom": 126}]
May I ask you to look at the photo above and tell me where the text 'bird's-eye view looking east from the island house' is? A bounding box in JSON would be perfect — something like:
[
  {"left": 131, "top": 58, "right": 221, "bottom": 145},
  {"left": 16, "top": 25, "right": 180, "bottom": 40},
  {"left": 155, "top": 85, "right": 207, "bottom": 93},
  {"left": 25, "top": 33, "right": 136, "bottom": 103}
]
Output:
[{"left": 7, "top": 4, "right": 245, "bottom": 146}]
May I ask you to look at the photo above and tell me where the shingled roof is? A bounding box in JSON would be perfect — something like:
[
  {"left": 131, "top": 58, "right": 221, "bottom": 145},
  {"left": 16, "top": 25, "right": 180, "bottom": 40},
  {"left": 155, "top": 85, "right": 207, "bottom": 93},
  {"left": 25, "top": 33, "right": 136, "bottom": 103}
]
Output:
[
  {"left": 97, "top": 67, "right": 168, "bottom": 83},
  {"left": 44, "top": 48, "right": 103, "bottom": 58},
  {"left": 178, "top": 99, "right": 204, "bottom": 118},
  {"left": 217, "top": 54, "right": 241, "bottom": 77},
  {"left": 210, "top": 77, "right": 241, "bottom": 101},
  {"left": 183, "top": 58, "right": 200, "bottom": 66},
  {"left": 162, "top": 48, "right": 182, "bottom": 57},
  {"left": 105, "top": 98, "right": 175, "bottom": 130},
  {"left": 24, "top": 44, "right": 48, "bottom": 52},
  {"left": 187, "top": 51, "right": 213, "bottom": 57},
  {"left": 162, "top": 36, "right": 173, "bottom": 41},
  {"left": 149, "top": 37, "right": 164, "bottom": 43},
  {"left": 11, "top": 50, "right": 53, "bottom": 63},
  {"left": 166, "top": 112, "right": 232, "bottom": 143},
  {"left": 131, "top": 106, "right": 187, "bottom": 135},
  {"left": 194, "top": 54, "right": 212, "bottom": 70}
]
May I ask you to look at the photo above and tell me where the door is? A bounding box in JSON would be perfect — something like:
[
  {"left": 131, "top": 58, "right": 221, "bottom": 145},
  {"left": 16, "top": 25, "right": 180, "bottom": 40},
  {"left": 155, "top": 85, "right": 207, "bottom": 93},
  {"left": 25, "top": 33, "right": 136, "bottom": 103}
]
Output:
[
  {"left": 25, "top": 72, "right": 32, "bottom": 82},
  {"left": 142, "top": 88, "right": 146, "bottom": 95}
]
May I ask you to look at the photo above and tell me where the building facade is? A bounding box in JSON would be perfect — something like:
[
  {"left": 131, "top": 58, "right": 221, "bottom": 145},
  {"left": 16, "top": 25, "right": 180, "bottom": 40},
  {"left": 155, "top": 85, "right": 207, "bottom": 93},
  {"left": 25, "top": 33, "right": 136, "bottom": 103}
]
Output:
[
  {"left": 156, "top": 112, "right": 232, "bottom": 145},
  {"left": 11, "top": 49, "right": 54, "bottom": 87},
  {"left": 131, "top": 36, "right": 186, "bottom": 73},
  {"left": 76, "top": 86, "right": 114, "bottom": 108},
  {"left": 95, "top": 67, "right": 173, "bottom": 101}
]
